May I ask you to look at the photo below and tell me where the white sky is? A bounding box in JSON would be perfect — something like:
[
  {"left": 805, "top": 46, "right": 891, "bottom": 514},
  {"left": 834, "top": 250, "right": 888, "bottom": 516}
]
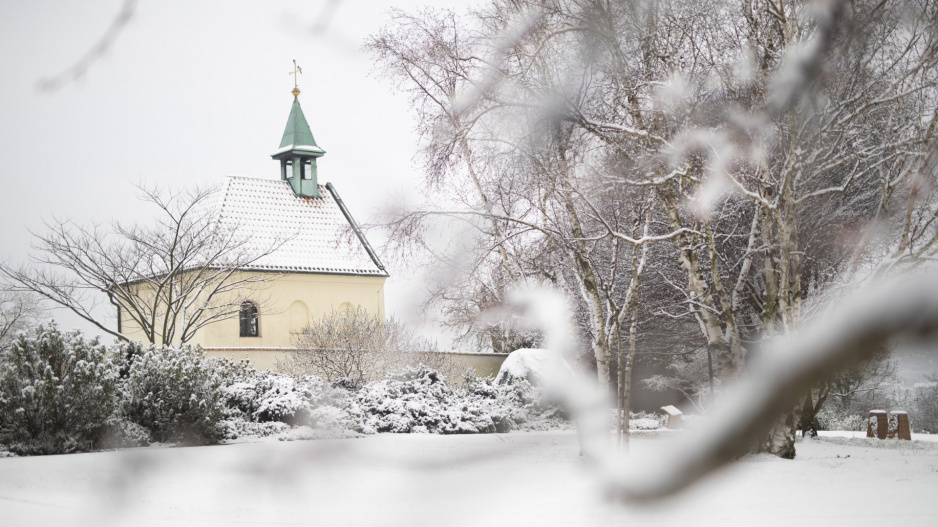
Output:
[{"left": 0, "top": 0, "right": 477, "bottom": 345}]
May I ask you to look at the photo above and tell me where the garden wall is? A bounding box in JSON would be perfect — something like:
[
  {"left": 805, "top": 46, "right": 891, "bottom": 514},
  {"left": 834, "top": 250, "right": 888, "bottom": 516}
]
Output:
[{"left": 204, "top": 348, "right": 508, "bottom": 384}]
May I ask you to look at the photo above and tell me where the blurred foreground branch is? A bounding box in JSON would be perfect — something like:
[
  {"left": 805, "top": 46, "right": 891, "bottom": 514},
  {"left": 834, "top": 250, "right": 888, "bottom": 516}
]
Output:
[
  {"left": 37, "top": 0, "right": 138, "bottom": 92},
  {"left": 601, "top": 275, "right": 938, "bottom": 500}
]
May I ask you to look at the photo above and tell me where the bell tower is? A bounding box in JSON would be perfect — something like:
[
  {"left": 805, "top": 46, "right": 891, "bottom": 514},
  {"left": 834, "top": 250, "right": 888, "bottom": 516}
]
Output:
[{"left": 271, "top": 60, "right": 325, "bottom": 198}]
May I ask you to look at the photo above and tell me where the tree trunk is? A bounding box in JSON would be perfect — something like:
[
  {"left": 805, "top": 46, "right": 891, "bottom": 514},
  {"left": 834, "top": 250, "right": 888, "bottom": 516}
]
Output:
[
  {"left": 657, "top": 188, "right": 737, "bottom": 376},
  {"left": 764, "top": 409, "right": 799, "bottom": 459},
  {"left": 619, "top": 302, "right": 639, "bottom": 451}
]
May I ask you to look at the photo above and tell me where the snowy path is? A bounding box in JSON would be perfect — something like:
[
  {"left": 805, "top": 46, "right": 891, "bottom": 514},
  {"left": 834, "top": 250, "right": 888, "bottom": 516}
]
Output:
[{"left": 1, "top": 431, "right": 937, "bottom": 526}]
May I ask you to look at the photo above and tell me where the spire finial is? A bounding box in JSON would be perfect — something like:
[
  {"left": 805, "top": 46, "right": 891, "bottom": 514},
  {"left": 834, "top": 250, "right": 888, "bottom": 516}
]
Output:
[{"left": 289, "top": 59, "right": 303, "bottom": 98}]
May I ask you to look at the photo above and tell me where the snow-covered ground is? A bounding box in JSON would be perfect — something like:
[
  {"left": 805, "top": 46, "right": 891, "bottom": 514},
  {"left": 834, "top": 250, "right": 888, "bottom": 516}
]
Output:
[{"left": 1, "top": 431, "right": 936, "bottom": 526}]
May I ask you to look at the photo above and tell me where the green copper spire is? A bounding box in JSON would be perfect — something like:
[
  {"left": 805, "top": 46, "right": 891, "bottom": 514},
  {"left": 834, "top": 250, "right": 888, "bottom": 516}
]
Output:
[
  {"left": 277, "top": 98, "right": 324, "bottom": 154},
  {"left": 272, "top": 82, "right": 325, "bottom": 198}
]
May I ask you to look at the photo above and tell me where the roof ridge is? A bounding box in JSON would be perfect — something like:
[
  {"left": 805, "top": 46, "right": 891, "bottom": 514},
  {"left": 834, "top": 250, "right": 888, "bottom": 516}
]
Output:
[
  {"left": 226, "top": 175, "right": 286, "bottom": 182},
  {"left": 224, "top": 175, "right": 332, "bottom": 187}
]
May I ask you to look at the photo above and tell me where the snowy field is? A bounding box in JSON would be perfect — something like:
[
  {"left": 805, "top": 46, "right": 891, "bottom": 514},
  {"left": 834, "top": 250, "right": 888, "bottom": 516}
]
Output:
[{"left": 1, "top": 431, "right": 937, "bottom": 527}]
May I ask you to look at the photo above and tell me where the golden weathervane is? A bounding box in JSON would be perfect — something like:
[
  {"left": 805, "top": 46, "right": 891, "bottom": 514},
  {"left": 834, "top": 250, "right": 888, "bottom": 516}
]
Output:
[{"left": 289, "top": 59, "right": 303, "bottom": 98}]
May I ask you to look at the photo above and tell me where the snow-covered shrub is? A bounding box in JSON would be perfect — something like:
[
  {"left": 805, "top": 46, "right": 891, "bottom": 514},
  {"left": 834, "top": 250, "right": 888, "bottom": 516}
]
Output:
[
  {"left": 119, "top": 346, "right": 227, "bottom": 445},
  {"left": 215, "top": 362, "right": 278, "bottom": 420},
  {"left": 359, "top": 365, "right": 503, "bottom": 434},
  {"left": 816, "top": 408, "right": 867, "bottom": 432},
  {"left": 464, "top": 375, "right": 524, "bottom": 432},
  {"left": 471, "top": 373, "right": 569, "bottom": 431},
  {"left": 253, "top": 375, "right": 314, "bottom": 424},
  {"left": 254, "top": 374, "right": 364, "bottom": 432},
  {"left": 359, "top": 366, "right": 569, "bottom": 435},
  {"left": 222, "top": 366, "right": 362, "bottom": 438},
  {"left": 628, "top": 411, "right": 667, "bottom": 431},
  {"left": 306, "top": 379, "right": 366, "bottom": 433},
  {"left": 0, "top": 323, "right": 119, "bottom": 455},
  {"left": 486, "top": 369, "right": 575, "bottom": 430}
]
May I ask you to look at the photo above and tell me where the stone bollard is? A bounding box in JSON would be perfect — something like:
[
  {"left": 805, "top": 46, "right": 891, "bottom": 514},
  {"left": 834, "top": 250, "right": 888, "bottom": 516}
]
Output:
[
  {"left": 660, "top": 405, "right": 683, "bottom": 430},
  {"left": 868, "top": 410, "right": 888, "bottom": 439}
]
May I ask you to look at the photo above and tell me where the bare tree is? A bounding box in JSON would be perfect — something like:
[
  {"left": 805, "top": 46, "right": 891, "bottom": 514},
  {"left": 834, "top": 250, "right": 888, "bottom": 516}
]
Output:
[
  {"left": 914, "top": 372, "right": 938, "bottom": 433},
  {"left": 0, "top": 289, "right": 45, "bottom": 349},
  {"left": 0, "top": 185, "right": 283, "bottom": 346},
  {"left": 281, "top": 305, "right": 460, "bottom": 387}
]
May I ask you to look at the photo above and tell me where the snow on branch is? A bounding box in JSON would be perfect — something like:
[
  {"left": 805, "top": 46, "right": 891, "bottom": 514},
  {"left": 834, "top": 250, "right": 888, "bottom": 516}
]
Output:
[{"left": 578, "top": 118, "right": 669, "bottom": 145}]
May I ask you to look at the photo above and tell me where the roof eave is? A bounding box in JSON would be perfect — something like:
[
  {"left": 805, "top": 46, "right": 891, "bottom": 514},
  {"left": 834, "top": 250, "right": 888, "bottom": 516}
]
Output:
[{"left": 271, "top": 144, "right": 327, "bottom": 158}]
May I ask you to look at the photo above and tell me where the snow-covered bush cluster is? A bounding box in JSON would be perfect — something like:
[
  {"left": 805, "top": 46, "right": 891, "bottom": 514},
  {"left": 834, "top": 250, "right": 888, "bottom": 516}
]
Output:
[
  {"left": 0, "top": 324, "right": 368, "bottom": 455},
  {"left": 0, "top": 325, "right": 573, "bottom": 456},
  {"left": 357, "top": 365, "right": 565, "bottom": 434}
]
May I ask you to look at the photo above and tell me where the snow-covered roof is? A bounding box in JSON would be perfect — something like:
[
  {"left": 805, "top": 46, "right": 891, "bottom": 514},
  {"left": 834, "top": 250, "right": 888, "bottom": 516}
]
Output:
[{"left": 213, "top": 176, "right": 387, "bottom": 276}]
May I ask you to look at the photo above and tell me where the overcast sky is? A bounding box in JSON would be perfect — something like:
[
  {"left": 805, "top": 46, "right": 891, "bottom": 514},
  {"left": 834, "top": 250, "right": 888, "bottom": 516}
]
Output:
[{"left": 0, "top": 0, "right": 477, "bottom": 344}]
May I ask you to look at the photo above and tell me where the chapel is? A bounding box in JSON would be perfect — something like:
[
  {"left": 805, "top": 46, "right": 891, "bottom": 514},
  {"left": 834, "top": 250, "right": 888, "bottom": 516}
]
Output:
[{"left": 120, "top": 82, "right": 389, "bottom": 370}]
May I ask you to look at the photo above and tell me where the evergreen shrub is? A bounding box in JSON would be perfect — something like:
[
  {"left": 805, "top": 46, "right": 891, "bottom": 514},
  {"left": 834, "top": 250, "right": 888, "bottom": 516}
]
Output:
[
  {"left": 222, "top": 367, "right": 365, "bottom": 432},
  {"left": 120, "top": 346, "right": 227, "bottom": 445},
  {"left": 0, "top": 322, "right": 119, "bottom": 455},
  {"left": 358, "top": 365, "right": 562, "bottom": 435}
]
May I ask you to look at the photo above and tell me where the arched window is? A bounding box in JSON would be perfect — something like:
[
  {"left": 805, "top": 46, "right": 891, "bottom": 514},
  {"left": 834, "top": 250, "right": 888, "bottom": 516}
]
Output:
[
  {"left": 288, "top": 300, "right": 309, "bottom": 333},
  {"left": 239, "top": 301, "right": 259, "bottom": 337}
]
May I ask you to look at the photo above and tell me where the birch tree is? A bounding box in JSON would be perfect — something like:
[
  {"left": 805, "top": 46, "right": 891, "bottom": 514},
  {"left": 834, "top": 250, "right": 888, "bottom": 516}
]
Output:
[
  {"left": 553, "top": 0, "right": 938, "bottom": 455},
  {"left": 371, "top": 0, "right": 938, "bottom": 458},
  {"left": 369, "top": 5, "right": 673, "bottom": 402}
]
